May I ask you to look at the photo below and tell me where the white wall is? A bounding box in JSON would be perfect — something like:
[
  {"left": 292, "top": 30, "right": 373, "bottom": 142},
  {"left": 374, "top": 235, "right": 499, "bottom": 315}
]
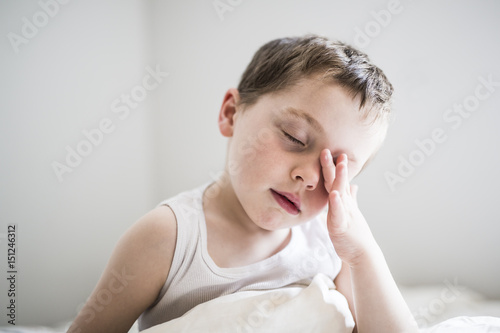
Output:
[
  {"left": 0, "top": 0, "right": 157, "bottom": 326},
  {"left": 1, "top": 0, "right": 499, "bottom": 326}
]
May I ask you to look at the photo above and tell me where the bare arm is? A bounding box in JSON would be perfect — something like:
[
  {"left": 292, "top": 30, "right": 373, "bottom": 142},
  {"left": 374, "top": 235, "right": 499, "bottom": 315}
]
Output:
[
  {"left": 68, "top": 205, "right": 177, "bottom": 333},
  {"left": 335, "top": 251, "right": 417, "bottom": 332},
  {"left": 322, "top": 150, "right": 418, "bottom": 332}
]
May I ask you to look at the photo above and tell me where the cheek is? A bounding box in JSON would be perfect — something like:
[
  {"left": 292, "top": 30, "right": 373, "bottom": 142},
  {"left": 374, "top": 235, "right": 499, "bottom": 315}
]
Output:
[
  {"left": 229, "top": 133, "right": 282, "bottom": 180},
  {"left": 307, "top": 187, "right": 329, "bottom": 213}
]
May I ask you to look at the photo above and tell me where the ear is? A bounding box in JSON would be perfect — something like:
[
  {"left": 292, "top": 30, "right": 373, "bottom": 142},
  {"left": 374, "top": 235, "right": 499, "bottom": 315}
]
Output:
[{"left": 218, "top": 88, "right": 240, "bottom": 137}]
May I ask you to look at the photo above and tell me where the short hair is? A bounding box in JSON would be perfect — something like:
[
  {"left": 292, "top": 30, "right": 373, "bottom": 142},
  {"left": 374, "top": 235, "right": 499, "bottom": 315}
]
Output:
[{"left": 237, "top": 35, "right": 393, "bottom": 124}]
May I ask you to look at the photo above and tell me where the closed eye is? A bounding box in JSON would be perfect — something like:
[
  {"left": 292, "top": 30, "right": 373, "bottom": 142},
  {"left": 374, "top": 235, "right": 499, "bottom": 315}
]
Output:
[{"left": 283, "top": 131, "right": 305, "bottom": 146}]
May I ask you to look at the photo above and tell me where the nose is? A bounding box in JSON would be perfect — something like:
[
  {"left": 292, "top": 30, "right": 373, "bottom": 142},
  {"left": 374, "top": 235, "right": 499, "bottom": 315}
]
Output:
[{"left": 291, "top": 157, "right": 321, "bottom": 191}]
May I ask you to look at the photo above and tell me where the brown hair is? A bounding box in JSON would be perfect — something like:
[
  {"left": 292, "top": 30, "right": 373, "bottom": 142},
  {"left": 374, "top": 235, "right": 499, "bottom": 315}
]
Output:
[{"left": 237, "top": 35, "right": 393, "bottom": 123}]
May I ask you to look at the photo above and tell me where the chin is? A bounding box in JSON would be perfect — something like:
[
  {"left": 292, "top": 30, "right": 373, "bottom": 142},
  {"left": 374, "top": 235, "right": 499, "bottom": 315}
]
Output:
[{"left": 254, "top": 212, "right": 292, "bottom": 231}]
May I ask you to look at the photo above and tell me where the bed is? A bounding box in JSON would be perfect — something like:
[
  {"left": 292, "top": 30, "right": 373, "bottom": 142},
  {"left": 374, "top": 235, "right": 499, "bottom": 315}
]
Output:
[{"left": 1, "top": 274, "right": 499, "bottom": 332}]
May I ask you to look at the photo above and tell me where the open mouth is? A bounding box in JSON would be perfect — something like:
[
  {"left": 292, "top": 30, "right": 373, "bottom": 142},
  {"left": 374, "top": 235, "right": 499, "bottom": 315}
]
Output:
[{"left": 270, "top": 189, "right": 301, "bottom": 215}]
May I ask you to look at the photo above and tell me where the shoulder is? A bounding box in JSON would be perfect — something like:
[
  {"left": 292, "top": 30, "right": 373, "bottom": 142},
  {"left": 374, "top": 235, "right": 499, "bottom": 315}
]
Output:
[
  {"left": 109, "top": 204, "right": 178, "bottom": 307},
  {"left": 107, "top": 204, "right": 178, "bottom": 298},
  {"left": 68, "top": 205, "right": 178, "bottom": 332},
  {"left": 120, "top": 205, "right": 177, "bottom": 273},
  {"left": 130, "top": 204, "right": 177, "bottom": 242}
]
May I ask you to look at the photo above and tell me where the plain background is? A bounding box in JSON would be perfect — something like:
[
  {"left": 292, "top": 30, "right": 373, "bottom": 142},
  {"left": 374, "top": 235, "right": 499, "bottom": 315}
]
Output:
[{"left": 1, "top": 0, "right": 499, "bottom": 326}]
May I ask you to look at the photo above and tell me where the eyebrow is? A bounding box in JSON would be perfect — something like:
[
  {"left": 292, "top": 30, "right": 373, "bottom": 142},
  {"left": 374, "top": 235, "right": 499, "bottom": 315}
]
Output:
[{"left": 280, "top": 107, "right": 324, "bottom": 133}]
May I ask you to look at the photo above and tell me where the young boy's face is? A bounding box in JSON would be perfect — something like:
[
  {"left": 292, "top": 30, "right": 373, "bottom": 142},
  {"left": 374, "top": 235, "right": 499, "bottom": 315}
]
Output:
[{"left": 220, "top": 75, "right": 387, "bottom": 231}]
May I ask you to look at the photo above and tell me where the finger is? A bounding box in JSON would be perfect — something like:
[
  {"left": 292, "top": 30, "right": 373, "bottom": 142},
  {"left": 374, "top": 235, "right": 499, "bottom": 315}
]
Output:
[
  {"left": 331, "top": 154, "right": 349, "bottom": 195},
  {"left": 327, "top": 190, "right": 347, "bottom": 235},
  {"left": 320, "top": 149, "right": 335, "bottom": 193}
]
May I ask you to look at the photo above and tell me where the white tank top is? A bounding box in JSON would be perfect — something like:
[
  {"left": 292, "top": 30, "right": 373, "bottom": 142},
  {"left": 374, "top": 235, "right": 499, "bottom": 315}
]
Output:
[{"left": 138, "top": 183, "right": 342, "bottom": 331}]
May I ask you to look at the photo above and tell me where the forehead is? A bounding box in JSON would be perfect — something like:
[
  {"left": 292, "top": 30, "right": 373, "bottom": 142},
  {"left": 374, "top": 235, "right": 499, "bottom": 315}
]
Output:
[{"left": 268, "top": 77, "right": 379, "bottom": 131}]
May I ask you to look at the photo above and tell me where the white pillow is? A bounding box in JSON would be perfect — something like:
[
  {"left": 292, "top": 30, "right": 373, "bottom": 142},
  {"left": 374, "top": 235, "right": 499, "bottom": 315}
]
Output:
[{"left": 142, "top": 273, "right": 355, "bottom": 333}]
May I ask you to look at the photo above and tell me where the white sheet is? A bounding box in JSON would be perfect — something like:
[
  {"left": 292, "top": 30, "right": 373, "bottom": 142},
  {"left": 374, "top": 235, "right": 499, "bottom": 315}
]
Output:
[
  {"left": 400, "top": 281, "right": 500, "bottom": 329},
  {"left": 421, "top": 316, "right": 500, "bottom": 332}
]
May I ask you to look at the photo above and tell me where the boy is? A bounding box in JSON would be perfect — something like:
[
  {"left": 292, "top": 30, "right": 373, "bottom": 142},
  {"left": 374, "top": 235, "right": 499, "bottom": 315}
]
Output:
[{"left": 69, "top": 35, "right": 418, "bottom": 332}]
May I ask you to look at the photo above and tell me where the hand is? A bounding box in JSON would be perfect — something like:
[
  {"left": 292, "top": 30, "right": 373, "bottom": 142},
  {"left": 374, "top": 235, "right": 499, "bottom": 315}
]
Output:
[{"left": 320, "top": 149, "right": 378, "bottom": 266}]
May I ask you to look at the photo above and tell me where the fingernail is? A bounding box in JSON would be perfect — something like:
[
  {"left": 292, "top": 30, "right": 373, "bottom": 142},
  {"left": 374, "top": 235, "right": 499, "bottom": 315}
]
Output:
[{"left": 323, "top": 151, "right": 331, "bottom": 163}]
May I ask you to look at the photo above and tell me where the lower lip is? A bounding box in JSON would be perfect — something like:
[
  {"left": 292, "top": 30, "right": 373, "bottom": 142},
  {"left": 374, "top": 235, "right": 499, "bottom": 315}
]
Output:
[{"left": 271, "top": 190, "right": 300, "bottom": 215}]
